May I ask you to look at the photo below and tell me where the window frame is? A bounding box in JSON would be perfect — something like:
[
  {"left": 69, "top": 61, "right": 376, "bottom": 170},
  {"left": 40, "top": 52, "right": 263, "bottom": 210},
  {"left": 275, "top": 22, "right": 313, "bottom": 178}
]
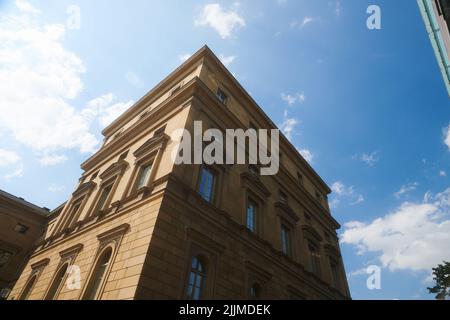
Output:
[
  {"left": 186, "top": 256, "right": 207, "bottom": 300},
  {"left": 280, "top": 224, "right": 292, "bottom": 257},
  {"left": 197, "top": 166, "right": 217, "bottom": 204}
]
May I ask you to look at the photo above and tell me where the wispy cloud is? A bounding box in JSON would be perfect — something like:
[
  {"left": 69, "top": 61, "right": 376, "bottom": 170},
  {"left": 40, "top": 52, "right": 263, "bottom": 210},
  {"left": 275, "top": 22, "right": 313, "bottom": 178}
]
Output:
[
  {"left": 280, "top": 110, "right": 299, "bottom": 141},
  {"left": 218, "top": 54, "right": 236, "bottom": 67},
  {"left": 48, "top": 184, "right": 65, "bottom": 193},
  {"left": 39, "top": 154, "right": 68, "bottom": 167},
  {"left": 330, "top": 181, "right": 364, "bottom": 207},
  {"left": 298, "top": 148, "right": 313, "bottom": 163},
  {"left": 394, "top": 182, "right": 419, "bottom": 199},
  {"left": 125, "top": 71, "right": 144, "bottom": 88},
  {"left": 281, "top": 92, "right": 305, "bottom": 106},
  {"left": 444, "top": 124, "right": 450, "bottom": 150},
  {"left": 195, "top": 3, "right": 246, "bottom": 39},
  {"left": 290, "top": 16, "right": 317, "bottom": 29},
  {"left": 0, "top": 149, "right": 23, "bottom": 180},
  {"left": 355, "top": 151, "right": 380, "bottom": 167}
]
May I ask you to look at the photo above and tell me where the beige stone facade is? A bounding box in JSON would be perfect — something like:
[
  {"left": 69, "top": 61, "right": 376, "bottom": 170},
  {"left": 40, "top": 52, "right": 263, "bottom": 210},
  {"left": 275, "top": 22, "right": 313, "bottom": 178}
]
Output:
[
  {"left": 9, "top": 46, "right": 351, "bottom": 300},
  {"left": 0, "top": 190, "right": 50, "bottom": 299}
]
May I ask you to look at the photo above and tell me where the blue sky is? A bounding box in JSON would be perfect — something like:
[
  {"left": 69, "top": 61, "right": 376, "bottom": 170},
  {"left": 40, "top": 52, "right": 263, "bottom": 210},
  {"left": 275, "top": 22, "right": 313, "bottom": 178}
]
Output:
[{"left": 0, "top": 0, "right": 449, "bottom": 300}]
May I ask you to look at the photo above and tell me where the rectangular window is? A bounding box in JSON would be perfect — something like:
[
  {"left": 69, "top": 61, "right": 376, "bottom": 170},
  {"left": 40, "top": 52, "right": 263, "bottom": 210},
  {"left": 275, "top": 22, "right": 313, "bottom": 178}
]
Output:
[
  {"left": 0, "top": 250, "right": 13, "bottom": 268},
  {"left": 246, "top": 200, "right": 258, "bottom": 233},
  {"left": 309, "top": 243, "right": 321, "bottom": 275},
  {"left": 216, "top": 88, "right": 228, "bottom": 104},
  {"left": 330, "top": 260, "right": 340, "bottom": 288},
  {"left": 14, "top": 223, "right": 29, "bottom": 234},
  {"left": 249, "top": 164, "right": 259, "bottom": 176},
  {"left": 279, "top": 191, "right": 288, "bottom": 204},
  {"left": 198, "top": 167, "right": 215, "bottom": 203},
  {"left": 297, "top": 172, "right": 304, "bottom": 186},
  {"left": 96, "top": 184, "right": 113, "bottom": 212},
  {"left": 137, "top": 162, "right": 153, "bottom": 189},
  {"left": 281, "top": 225, "right": 292, "bottom": 257}
]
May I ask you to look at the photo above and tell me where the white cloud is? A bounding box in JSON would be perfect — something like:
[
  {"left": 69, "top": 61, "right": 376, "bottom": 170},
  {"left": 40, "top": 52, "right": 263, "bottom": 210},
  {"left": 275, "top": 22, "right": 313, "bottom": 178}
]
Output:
[
  {"left": 341, "top": 188, "right": 450, "bottom": 271},
  {"left": 360, "top": 151, "right": 380, "bottom": 166},
  {"left": 0, "top": 8, "right": 99, "bottom": 154},
  {"left": 179, "top": 53, "right": 192, "bottom": 62},
  {"left": 444, "top": 124, "right": 450, "bottom": 150},
  {"left": 0, "top": 149, "right": 21, "bottom": 167},
  {"left": 301, "top": 16, "right": 314, "bottom": 28},
  {"left": 195, "top": 3, "right": 246, "bottom": 39},
  {"left": 83, "top": 93, "right": 134, "bottom": 128},
  {"left": 4, "top": 164, "right": 24, "bottom": 180},
  {"left": 334, "top": 1, "right": 341, "bottom": 17},
  {"left": 290, "top": 16, "right": 316, "bottom": 29},
  {"left": 15, "top": 0, "right": 40, "bottom": 15},
  {"left": 281, "top": 92, "right": 305, "bottom": 106},
  {"left": 298, "top": 148, "right": 313, "bottom": 163},
  {"left": 394, "top": 182, "right": 419, "bottom": 199},
  {"left": 0, "top": 149, "right": 23, "bottom": 180},
  {"left": 218, "top": 54, "right": 236, "bottom": 67},
  {"left": 277, "top": 0, "right": 288, "bottom": 5},
  {"left": 280, "top": 110, "right": 299, "bottom": 141},
  {"left": 125, "top": 71, "right": 144, "bottom": 88},
  {"left": 439, "top": 170, "right": 447, "bottom": 177},
  {"left": 330, "top": 181, "right": 364, "bottom": 207},
  {"left": 39, "top": 154, "right": 68, "bottom": 167},
  {"left": 48, "top": 183, "right": 65, "bottom": 193}
]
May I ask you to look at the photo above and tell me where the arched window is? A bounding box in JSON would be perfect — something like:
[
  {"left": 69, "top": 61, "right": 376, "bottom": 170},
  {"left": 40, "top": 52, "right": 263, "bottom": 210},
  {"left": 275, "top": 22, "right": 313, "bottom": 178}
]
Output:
[
  {"left": 186, "top": 256, "right": 206, "bottom": 300},
  {"left": 249, "top": 283, "right": 262, "bottom": 299},
  {"left": 44, "top": 263, "right": 69, "bottom": 300},
  {"left": 82, "top": 247, "right": 113, "bottom": 300},
  {"left": 19, "top": 275, "right": 37, "bottom": 300}
]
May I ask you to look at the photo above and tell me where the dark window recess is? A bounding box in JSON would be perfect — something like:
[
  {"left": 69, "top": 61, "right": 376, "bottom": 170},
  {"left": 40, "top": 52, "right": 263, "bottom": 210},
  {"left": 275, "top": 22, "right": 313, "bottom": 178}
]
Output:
[
  {"left": 279, "top": 191, "right": 288, "bottom": 204},
  {"left": 14, "top": 223, "right": 29, "bottom": 234},
  {"left": 90, "top": 171, "right": 99, "bottom": 181},
  {"left": 216, "top": 88, "right": 228, "bottom": 104},
  {"left": 297, "top": 172, "right": 304, "bottom": 185},
  {"left": 249, "top": 164, "right": 259, "bottom": 176},
  {"left": 154, "top": 125, "right": 167, "bottom": 136},
  {"left": 119, "top": 151, "right": 129, "bottom": 161}
]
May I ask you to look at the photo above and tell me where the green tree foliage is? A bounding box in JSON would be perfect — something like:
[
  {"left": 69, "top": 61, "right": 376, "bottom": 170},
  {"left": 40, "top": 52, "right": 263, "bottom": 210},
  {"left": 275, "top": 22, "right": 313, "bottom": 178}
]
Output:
[{"left": 427, "top": 261, "right": 450, "bottom": 300}]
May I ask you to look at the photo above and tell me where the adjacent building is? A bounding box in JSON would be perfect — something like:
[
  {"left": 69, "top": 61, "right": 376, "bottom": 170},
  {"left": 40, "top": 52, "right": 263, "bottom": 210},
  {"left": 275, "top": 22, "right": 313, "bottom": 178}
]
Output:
[
  {"left": 9, "top": 46, "right": 351, "bottom": 300},
  {"left": 0, "top": 190, "right": 50, "bottom": 299},
  {"left": 418, "top": 0, "right": 450, "bottom": 96}
]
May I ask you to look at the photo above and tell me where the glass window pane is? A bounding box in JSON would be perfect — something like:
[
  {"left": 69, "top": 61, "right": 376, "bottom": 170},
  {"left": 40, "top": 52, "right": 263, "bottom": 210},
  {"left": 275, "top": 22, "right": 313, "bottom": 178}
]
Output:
[{"left": 137, "top": 163, "right": 153, "bottom": 189}]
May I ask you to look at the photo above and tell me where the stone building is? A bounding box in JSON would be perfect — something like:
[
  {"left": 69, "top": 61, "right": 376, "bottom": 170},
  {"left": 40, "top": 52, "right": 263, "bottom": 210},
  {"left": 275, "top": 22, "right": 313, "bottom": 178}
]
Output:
[
  {"left": 9, "top": 46, "right": 351, "bottom": 300},
  {"left": 0, "top": 190, "right": 50, "bottom": 299}
]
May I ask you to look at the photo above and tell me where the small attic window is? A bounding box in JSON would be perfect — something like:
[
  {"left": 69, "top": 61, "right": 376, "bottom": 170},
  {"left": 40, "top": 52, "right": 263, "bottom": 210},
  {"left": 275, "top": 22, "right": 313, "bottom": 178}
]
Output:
[{"left": 216, "top": 88, "right": 228, "bottom": 104}]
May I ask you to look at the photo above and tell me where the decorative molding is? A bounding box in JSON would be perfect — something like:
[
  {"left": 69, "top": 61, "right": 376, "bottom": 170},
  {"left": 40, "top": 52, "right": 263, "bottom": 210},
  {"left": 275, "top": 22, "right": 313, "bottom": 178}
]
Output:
[
  {"left": 323, "top": 243, "right": 341, "bottom": 258},
  {"left": 302, "top": 225, "right": 323, "bottom": 243},
  {"left": 30, "top": 258, "right": 50, "bottom": 270},
  {"left": 275, "top": 201, "right": 299, "bottom": 224},
  {"left": 133, "top": 133, "right": 170, "bottom": 163},
  {"left": 72, "top": 181, "right": 96, "bottom": 199},
  {"left": 59, "top": 244, "right": 84, "bottom": 259},
  {"left": 240, "top": 172, "right": 271, "bottom": 201},
  {"left": 97, "top": 223, "right": 130, "bottom": 245},
  {"left": 185, "top": 227, "right": 225, "bottom": 253},
  {"left": 99, "top": 160, "right": 128, "bottom": 181},
  {"left": 245, "top": 260, "right": 273, "bottom": 281}
]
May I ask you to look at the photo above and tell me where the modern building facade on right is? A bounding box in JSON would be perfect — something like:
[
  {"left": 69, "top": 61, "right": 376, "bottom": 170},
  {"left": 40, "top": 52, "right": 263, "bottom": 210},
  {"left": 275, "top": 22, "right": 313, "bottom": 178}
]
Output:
[{"left": 418, "top": 0, "right": 450, "bottom": 97}]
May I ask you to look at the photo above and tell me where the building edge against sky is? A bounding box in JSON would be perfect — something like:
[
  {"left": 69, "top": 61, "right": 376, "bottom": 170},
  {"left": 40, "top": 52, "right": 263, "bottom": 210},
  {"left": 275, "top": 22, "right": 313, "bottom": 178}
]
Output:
[
  {"left": 418, "top": 0, "right": 450, "bottom": 97},
  {"left": 7, "top": 46, "right": 351, "bottom": 300}
]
